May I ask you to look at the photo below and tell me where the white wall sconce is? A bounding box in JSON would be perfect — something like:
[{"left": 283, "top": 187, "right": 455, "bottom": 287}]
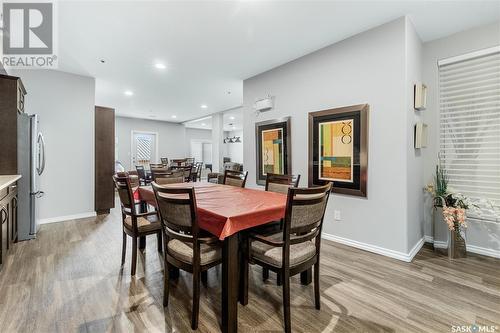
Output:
[
  {"left": 414, "top": 122, "right": 428, "bottom": 148},
  {"left": 414, "top": 82, "right": 427, "bottom": 110}
]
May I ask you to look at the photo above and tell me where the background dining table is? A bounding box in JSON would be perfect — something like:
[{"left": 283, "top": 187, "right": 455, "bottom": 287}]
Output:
[{"left": 136, "top": 182, "right": 310, "bottom": 333}]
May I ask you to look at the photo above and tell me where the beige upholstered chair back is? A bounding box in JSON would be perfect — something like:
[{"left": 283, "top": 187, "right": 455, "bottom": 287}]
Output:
[
  {"left": 155, "top": 175, "right": 185, "bottom": 185},
  {"left": 152, "top": 183, "right": 196, "bottom": 231},
  {"left": 113, "top": 175, "right": 136, "bottom": 214},
  {"left": 265, "top": 173, "right": 300, "bottom": 194},
  {"left": 285, "top": 183, "right": 331, "bottom": 234},
  {"left": 223, "top": 170, "right": 248, "bottom": 188}
]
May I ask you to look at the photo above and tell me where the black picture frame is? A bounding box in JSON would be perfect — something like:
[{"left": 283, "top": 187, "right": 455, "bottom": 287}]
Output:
[
  {"left": 255, "top": 117, "right": 291, "bottom": 186},
  {"left": 308, "top": 104, "right": 369, "bottom": 197}
]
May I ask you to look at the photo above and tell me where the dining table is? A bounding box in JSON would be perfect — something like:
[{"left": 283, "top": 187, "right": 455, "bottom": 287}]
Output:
[{"left": 136, "top": 181, "right": 311, "bottom": 333}]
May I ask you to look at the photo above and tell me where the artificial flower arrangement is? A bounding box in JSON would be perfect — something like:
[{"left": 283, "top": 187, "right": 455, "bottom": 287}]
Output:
[{"left": 424, "top": 164, "right": 472, "bottom": 233}]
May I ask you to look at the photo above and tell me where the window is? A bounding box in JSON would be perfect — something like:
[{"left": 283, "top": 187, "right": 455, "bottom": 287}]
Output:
[{"left": 439, "top": 46, "right": 500, "bottom": 220}]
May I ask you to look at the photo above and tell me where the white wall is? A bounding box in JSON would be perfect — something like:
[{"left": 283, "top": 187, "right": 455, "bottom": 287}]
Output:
[
  {"left": 405, "top": 19, "right": 424, "bottom": 253},
  {"left": 10, "top": 69, "right": 96, "bottom": 221},
  {"left": 223, "top": 130, "right": 243, "bottom": 164},
  {"left": 115, "top": 116, "right": 186, "bottom": 170},
  {"left": 243, "top": 18, "right": 414, "bottom": 257},
  {"left": 422, "top": 22, "right": 500, "bottom": 256}
]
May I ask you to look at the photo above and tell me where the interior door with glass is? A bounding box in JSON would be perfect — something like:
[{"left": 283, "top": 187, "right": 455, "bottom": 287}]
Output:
[{"left": 131, "top": 132, "right": 157, "bottom": 168}]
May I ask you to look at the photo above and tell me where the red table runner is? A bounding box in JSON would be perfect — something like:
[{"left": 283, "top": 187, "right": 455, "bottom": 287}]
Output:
[{"left": 136, "top": 182, "right": 287, "bottom": 240}]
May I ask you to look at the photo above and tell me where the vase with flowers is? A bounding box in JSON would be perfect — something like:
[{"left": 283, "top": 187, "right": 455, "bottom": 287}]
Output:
[{"left": 425, "top": 163, "right": 471, "bottom": 259}]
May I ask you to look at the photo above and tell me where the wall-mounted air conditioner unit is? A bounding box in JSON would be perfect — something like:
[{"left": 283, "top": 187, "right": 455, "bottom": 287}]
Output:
[{"left": 254, "top": 96, "right": 274, "bottom": 112}]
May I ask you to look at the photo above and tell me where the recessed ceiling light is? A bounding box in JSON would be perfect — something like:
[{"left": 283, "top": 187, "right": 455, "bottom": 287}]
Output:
[
  {"left": 200, "top": 104, "right": 208, "bottom": 109},
  {"left": 201, "top": 123, "right": 206, "bottom": 126},
  {"left": 155, "top": 63, "right": 166, "bottom": 70},
  {"left": 124, "top": 90, "right": 134, "bottom": 96},
  {"left": 171, "top": 115, "right": 177, "bottom": 119},
  {"left": 229, "top": 116, "right": 235, "bottom": 120}
]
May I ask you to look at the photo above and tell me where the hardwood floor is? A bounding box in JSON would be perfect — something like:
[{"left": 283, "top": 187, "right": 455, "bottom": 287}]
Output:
[{"left": 0, "top": 205, "right": 498, "bottom": 332}]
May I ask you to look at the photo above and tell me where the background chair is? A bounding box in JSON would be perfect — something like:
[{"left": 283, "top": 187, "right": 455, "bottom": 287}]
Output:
[
  {"left": 207, "top": 162, "right": 242, "bottom": 184},
  {"left": 265, "top": 173, "right": 301, "bottom": 194},
  {"left": 135, "top": 165, "right": 151, "bottom": 185},
  {"left": 150, "top": 166, "right": 169, "bottom": 181},
  {"left": 152, "top": 184, "right": 222, "bottom": 330},
  {"left": 113, "top": 175, "right": 163, "bottom": 275},
  {"left": 171, "top": 165, "right": 193, "bottom": 182},
  {"left": 154, "top": 172, "right": 185, "bottom": 185},
  {"left": 160, "top": 157, "right": 169, "bottom": 166},
  {"left": 243, "top": 183, "right": 331, "bottom": 333},
  {"left": 223, "top": 169, "right": 248, "bottom": 188}
]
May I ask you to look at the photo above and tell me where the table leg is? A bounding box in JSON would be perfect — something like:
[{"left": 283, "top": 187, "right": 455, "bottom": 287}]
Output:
[
  {"left": 170, "top": 267, "right": 179, "bottom": 280},
  {"left": 139, "top": 236, "right": 146, "bottom": 250},
  {"left": 301, "top": 268, "right": 312, "bottom": 285},
  {"left": 222, "top": 234, "right": 238, "bottom": 333},
  {"left": 239, "top": 232, "right": 248, "bottom": 305}
]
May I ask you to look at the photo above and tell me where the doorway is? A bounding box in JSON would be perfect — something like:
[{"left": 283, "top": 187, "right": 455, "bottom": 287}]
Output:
[{"left": 131, "top": 131, "right": 158, "bottom": 168}]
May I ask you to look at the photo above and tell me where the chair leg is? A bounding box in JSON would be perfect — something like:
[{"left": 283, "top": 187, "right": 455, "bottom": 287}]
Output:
[
  {"left": 262, "top": 268, "right": 269, "bottom": 281},
  {"left": 121, "top": 232, "right": 127, "bottom": 266},
  {"left": 201, "top": 270, "right": 208, "bottom": 287},
  {"left": 192, "top": 269, "right": 200, "bottom": 330},
  {"left": 131, "top": 236, "right": 138, "bottom": 276},
  {"left": 139, "top": 236, "right": 146, "bottom": 250},
  {"left": 157, "top": 231, "right": 163, "bottom": 252},
  {"left": 282, "top": 269, "right": 291, "bottom": 333},
  {"left": 277, "top": 272, "right": 282, "bottom": 286},
  {"left": 314, "top": 262, "right": 320, "bottom": 310},
  {"left": 163, "top": 261, "right": 170, "bottom": 307}
]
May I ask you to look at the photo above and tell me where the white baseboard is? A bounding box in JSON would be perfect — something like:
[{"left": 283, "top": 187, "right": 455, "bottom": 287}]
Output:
[
  {"left": 467, "top": 245, "right": 500, "bottom": 259},
  {"left": 321, "top": 233, "right": 425, "bottom": 263},
  {"left": 423, "top": 235, "right": 500, "bottom": 258},
  {"left": 38, "top": 211, "right": 97, "bottom": 225}
]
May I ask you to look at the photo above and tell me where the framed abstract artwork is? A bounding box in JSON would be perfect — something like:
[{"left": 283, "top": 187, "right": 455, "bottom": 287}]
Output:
[
  {"left": 308, "top": 104, "right": 369, "bottom": 197},
  {"left": 255, "top": 117, "right": 291, "bottom": 185}
]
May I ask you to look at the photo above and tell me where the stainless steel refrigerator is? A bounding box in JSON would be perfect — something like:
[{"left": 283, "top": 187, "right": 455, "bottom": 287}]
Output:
[{"left": 17, "top": 113, "right": 45, "bottom": 241}]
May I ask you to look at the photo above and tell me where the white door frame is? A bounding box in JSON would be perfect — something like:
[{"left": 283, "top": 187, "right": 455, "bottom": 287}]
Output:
[{"left": 130, "top": 130, "right": 159, "bottom": 168}]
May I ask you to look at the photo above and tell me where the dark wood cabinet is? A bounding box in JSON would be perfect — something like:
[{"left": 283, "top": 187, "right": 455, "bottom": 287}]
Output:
[
  {"left": 0, "top": 182, "right": 17, "bottom": 270},
  {"left": 95, "top": 106, "right": 115, "bottom": 215},
  {"left": 0, "top": 74, "right": 26, "bottom": 175}
]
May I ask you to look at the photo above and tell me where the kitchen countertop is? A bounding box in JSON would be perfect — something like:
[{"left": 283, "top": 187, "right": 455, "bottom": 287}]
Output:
[{"left": 0, "top": 175, "right": 21, "bottom": 191}]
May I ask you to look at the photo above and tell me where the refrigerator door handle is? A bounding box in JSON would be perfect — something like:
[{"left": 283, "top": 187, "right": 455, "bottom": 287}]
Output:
[{"left": 37, "top": 133, "right": 46, "bottom": 175}]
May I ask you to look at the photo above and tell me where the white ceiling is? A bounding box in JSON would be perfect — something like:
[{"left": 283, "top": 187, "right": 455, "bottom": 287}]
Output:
[
  {"left": 56, "top": 1, "right": 500, "bottom": 123},
  {"left": 185, "top": 107, "right": 243, "bottom": 132}
]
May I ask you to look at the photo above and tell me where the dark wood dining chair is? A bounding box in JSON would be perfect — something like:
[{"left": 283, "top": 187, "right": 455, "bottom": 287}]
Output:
[
  {"left": 150, "top": 163, "right": 164, "bottom": 169},
  {"left": 260, "top": 173, "right": 301, "bottom": 281},
  {"left": 154, "top": 172, "right": 185, "bottom": 185},
  {"left": 171, "top": 165, "right": 193, "bottom": 182},
  {"left": 196, "top": 162, "right": 203, "bottom": 181},
  {"left": 151, "top": 167, "right": 169, "bottom": 181},
  {"left": 152, "top": 183, "right": 222, "bottom": 330},
  {"left": 265, "top": 173, "right": 301, "bottom": 193},
  {"left": 242, "top": 183, "right": 332, "bottom": 333},
  {"left": 113, "top": 175, "right": 163, "bottom": 275},
  {"left": 135, "top": 165, "right": 151, "bottom": 185},
  {"left": 161, "top": 157, "right": 169, "bottom": 166},
  {"left": 223, "top": 169, "right": 248, "bottom": 188}
]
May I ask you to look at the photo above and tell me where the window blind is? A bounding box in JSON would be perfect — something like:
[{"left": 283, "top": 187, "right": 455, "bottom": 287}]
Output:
[{"left": 439, "top": 46, "right": 500, "bottom": 220}]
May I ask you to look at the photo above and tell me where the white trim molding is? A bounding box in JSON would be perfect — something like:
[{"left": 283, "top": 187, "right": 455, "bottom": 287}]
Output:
[
  {"left": 322, "top": 233, "right": 425, "bottom": 263},
  {"left": 38, "top": 212, "right": 97, "bottom": 225}
]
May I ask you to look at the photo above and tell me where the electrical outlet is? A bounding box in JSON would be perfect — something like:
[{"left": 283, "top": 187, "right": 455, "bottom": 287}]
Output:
[{"left": 334, "top": 210, "right": 341, "bottom": 221}]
